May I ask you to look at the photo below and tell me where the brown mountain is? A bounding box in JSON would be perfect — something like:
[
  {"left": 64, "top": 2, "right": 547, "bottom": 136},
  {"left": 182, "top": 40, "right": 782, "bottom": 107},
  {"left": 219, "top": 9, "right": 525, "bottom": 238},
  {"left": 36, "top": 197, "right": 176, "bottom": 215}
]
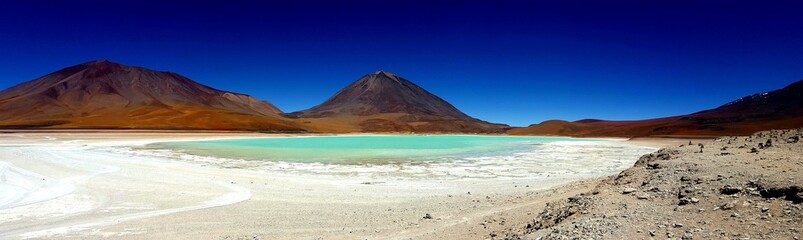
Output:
[
  {"left": 509, "top": 79, "right": 803, "bottom": 137},
  {"left": 0, "top": 60, "right": 301, "bottom": 131},
  {"left": 289, "top": 71, "right": 509, "bottom": 133}
]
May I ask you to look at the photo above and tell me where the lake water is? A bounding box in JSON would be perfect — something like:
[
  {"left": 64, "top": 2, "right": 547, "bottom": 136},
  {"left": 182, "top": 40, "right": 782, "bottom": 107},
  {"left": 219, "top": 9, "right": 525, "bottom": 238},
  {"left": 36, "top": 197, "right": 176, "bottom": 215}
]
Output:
[{"left": 145, "top": 135, "right": 653, "bottom": 179}]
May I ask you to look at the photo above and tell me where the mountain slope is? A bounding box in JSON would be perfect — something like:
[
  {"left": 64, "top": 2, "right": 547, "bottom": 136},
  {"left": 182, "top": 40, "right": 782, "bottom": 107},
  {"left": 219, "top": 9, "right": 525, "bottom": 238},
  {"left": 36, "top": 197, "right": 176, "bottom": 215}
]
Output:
[
  {"left": 290, "top": 71, "right": 509, "bottom": 133},
  {"left": 509, "top": 79, "right": 803, "bottom": 137},
  {"left": 0, "top": 60, "right": 301, "bottom": 131}
]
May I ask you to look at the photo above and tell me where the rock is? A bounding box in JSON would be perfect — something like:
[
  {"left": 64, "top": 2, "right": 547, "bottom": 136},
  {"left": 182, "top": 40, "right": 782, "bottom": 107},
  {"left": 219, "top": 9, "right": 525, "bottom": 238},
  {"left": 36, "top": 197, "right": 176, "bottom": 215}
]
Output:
[
  {"left": 757, "top": 184, "right": 803, "bottom": 203},
  {"left": 679, "top": 196, "right": 699, "bottom": 205},
  {"left": 656, "top": 152, "right": 673, "bottom": 160},
  {"left": 750, "top": 148, "right": 759, "bottom": 153},
  {"left": 497, "top": 129, "right": 803, "bottom": 240},
  {"left": 423, "top": 213, "right": 433, "bottom": 219},
  {"left": 720, "top": 185, "right": 742, "bottom": 195},
  {"left": 523, "top": 196, "right": 594, "bottom": 233}
]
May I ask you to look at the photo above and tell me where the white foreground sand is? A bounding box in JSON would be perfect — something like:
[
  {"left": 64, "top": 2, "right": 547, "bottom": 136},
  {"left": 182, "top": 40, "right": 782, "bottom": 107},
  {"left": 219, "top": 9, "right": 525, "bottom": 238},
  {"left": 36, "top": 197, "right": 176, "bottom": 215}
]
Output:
[{"left": 0, "top": 132, "right": 660, "bottom": 239}]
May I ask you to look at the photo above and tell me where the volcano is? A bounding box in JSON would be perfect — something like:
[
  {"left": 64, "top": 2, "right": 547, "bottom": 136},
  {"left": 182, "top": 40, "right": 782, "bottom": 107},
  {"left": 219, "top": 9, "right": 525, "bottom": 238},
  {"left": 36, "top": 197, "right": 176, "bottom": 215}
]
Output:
[
  {"left": 290, "top": 71, "right": 509, "bottom": 133},
  {"left": 0, "top": 60, "right": 301, "bottom": 131}
]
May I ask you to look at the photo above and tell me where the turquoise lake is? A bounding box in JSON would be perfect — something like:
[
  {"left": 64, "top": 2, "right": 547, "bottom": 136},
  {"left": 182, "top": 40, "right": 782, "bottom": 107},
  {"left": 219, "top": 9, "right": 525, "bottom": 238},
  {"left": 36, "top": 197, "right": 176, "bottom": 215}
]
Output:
[{"left": 150, "top": 135, "right": 594, "bottom": 164}]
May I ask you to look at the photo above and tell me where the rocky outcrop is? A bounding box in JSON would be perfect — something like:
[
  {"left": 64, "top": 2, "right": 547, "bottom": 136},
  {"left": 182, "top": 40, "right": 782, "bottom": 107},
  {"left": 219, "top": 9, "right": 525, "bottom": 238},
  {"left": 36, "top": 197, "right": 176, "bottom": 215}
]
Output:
[{"left": 503, "top": 128, "right": 803, "bottom": 239}]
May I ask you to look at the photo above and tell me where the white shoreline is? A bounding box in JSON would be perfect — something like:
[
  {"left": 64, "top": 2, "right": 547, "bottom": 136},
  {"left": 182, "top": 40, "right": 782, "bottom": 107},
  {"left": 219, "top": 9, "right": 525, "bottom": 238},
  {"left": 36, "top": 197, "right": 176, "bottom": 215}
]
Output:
[{"left": 0, "top": 132, "right": 658, "bottom": 239}]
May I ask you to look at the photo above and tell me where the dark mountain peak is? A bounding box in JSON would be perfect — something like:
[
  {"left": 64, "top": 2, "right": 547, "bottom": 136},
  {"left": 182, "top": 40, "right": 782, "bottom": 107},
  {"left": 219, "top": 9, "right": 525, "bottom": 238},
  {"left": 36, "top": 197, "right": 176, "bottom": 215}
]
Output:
[
  {"left": 717, "top": 79, "right": 803, "bottom": 110},
  {"left": 364, "top": 71, "right": 405, "bottom": 85},
  {"left": 79, "top": 59, "right": 126, "bottom": 68},
  {"left": 85, "top": 59, "right": 112, "bottom": 64},
  {"left": 784, "top": 79, "right": 803, "bottom": 90},
  {"left": 372, "top": 70, "right": 397, "bottom": 77},
  {"left": 290, "top": 72, "right": 508, "bottom": 133},
  {"left": 292, "top": 72, "right": 469, "bottom": 118},
  {"left": 77, "top": 59, "right": 128, "bottom": 77}
]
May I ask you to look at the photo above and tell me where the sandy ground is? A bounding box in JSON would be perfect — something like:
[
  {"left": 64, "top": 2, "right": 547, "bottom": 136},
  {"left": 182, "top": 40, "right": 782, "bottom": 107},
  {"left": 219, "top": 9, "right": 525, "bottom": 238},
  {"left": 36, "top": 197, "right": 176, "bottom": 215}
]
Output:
[
  {"left": 500, "top": 129, "right": 803, "bottom": 239},
  {"left": 0, "top": 132, "right": 669, "bottom": 239}
]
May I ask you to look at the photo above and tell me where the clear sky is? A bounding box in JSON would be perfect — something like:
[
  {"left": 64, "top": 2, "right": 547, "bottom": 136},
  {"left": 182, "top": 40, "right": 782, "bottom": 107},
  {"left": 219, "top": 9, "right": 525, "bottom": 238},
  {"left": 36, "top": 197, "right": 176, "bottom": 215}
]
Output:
[{"left": 1, "top": 1, "right": 801, "bottom": 127}]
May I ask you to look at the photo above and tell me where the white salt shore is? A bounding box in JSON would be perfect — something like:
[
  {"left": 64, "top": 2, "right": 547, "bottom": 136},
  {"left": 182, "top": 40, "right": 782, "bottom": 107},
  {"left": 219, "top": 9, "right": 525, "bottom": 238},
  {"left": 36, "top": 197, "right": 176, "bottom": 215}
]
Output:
[{"left": 0, "top": 132, "right": 659, "bottom": 239}]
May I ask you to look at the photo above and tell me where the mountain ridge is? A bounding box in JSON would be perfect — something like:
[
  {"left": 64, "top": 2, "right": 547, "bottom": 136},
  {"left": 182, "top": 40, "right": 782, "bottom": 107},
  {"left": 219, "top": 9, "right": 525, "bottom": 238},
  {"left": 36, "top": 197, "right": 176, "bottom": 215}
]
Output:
[
  {"left": 1, "top": 60, "right": 800, "bottom": 136},
  {"left": 0, "top": 60, "right": 299, "bottom": 131},
  {"left": 509, "top": 79, "right": 803, "bottom": 137},
  {"left": 289, "top": 71, "right": 510, "bottom": 133}
]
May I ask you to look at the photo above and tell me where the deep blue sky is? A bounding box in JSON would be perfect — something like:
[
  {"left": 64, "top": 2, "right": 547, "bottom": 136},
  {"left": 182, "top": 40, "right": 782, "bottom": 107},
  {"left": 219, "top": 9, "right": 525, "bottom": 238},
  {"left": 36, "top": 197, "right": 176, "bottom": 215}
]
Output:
[{"left": 1, "top": 1, "right": 802, "bottom": 126}]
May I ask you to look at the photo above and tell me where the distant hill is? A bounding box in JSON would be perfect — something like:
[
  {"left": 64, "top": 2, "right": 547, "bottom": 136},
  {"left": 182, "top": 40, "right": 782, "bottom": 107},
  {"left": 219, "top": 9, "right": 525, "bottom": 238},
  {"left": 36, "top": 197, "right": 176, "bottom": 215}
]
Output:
[
  {"left": 5, "top": 60, "right": 797, "bottom": 136},
  {"left": 0, "top": 60, "right": 301, "bottom": 131},
  {"left": 0, "top": 62, "right": 507, "bottom": 133},
  {"left": 509, "top": 79, "right": 803, "bottom": 137},
  {"left": 289, "top": 71, "right": 509, "bottom": 133}
]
